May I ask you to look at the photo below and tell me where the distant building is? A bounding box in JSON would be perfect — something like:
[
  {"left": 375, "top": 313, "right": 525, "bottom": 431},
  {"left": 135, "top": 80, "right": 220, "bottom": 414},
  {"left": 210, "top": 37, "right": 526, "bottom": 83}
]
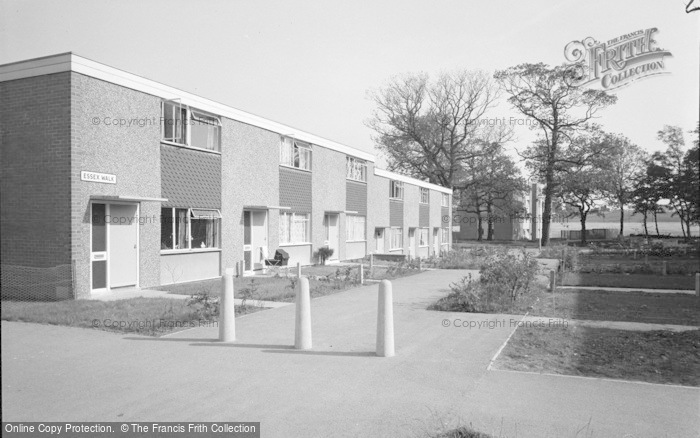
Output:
[{"left": 452, "top": 183, "right": 543, "bottom": 242}]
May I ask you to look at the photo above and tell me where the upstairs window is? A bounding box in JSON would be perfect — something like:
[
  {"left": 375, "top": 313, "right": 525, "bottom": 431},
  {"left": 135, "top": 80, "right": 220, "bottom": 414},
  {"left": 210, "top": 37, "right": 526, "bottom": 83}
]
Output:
[
  {"left": 161, "top": 101, "right": 221, "bottom": 152},
  {"left": 390, "top": 180, "right": 404, "bottom": 200},
  {"left": 346, "top": 157, "right": 367, "bottom": 182},
  {"left": 280, "top": 137, "right": 312, "bottom": 170},
  {"left": 420, "top": 188, "right": 429, "bottom": 204},
  {"left": 441, "top": 193, "right": 450, "bottom": 207}
]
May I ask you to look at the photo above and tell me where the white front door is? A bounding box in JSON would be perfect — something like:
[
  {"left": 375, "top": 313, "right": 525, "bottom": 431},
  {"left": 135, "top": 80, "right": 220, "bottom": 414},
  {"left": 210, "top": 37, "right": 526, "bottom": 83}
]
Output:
[
  {"left": 244, "top": 210, "right": 268, "bottom": 272},
  {"left": 324, "top": 214, "right": 339, "bottom": 261},
  {"left": 433, "top": 228, "right": 439, "bottom": 255},
  {"left": 408, "top": 229, "right": 416, "bottom": 259},
  {"left": 108, "top": 203, "right": 138, "bottom": 288},
  {"left": 252, "top": 210, "right": 268, "bottom": 270},
  {"left": 376, "top": 228, "right": 384, "bottom": 253}
]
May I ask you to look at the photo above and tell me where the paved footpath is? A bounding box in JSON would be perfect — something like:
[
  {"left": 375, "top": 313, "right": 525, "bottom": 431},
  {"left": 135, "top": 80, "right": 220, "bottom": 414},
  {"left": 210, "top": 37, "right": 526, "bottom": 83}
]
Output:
[{"left": 3, "top": 270, "right": 699, "bottom": 437}]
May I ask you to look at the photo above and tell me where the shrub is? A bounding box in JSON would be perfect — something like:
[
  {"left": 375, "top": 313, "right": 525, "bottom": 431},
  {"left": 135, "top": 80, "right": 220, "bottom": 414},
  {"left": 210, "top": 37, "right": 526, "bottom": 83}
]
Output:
[
  {"left": 479, "top": 249, "right": 539, "bottom": 304},
  {"left": 187, "top": 290, "right": 219, "bottom": 320},
  {"left": 314, "top": 247, "right": 334, "bottom": 265},
  {"left": 238, "top": 278, "right": 259, "bottom": 307},
  {"left": 430, "top": 250, "right": 540, "bottom": 313}
]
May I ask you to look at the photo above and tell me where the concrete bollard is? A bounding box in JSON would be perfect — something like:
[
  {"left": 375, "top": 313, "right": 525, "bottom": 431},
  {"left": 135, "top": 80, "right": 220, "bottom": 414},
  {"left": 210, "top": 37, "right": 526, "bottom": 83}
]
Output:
[
  {"left": 219, "top": 268, "right": 236, "bottom": 342},
  {"left": 296, "top": 262, "right": 302, "bottom": 279},
  {"left": 662, "top": 261, "right": 667, "bottom": 276},
  {"left": 695, "top": 273, "right": 699, "bottom": 297},
  {"left": 359, "top": 263, "right": 364, "bottom": 285},
  {"left": 418, "top": 258, "right": 422, "bottom": 271},
  {"left": 376, "top": 280, "right": 395, "bottom": 357},
  {"left": 549, "top": 270, "right": 556, "bottom": 292},
  {"left": 538, "top": 238, "right": 542, "bottom": 251},
  {"left": 294, "top": 277, "right": 312, "bottom": 350}
]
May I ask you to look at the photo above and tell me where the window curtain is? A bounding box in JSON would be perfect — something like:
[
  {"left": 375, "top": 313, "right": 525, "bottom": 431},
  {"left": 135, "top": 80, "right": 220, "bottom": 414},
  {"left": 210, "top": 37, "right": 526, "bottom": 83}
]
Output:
[{"left": 176, "top": 209, "right": 188, "bottom": 249}]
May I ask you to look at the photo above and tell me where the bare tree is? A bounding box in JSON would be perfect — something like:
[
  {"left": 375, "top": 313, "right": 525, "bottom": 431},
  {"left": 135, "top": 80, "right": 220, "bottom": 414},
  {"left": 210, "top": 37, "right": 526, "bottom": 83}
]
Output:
[
  {"left": 494, "top": 63, "right": 617, "bottom": 246},
  {"left": 367, "top": 69, "right": 503, "bottom": 187}
]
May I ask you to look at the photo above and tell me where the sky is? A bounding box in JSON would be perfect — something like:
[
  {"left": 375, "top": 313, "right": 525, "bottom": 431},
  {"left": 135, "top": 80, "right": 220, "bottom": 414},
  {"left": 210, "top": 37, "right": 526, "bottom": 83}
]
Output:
[{"left": 1, "top": 0, "right": 698, "bottom": 170}]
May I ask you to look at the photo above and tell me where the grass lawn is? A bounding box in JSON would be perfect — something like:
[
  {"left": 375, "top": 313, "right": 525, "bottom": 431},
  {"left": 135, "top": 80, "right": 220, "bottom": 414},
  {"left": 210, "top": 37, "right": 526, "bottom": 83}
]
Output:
[
  {"left": 0, "top": 297, "right": 261, "bottom": 337},
  {"left": 494, "top": 326, "right": 700, "bottom": 386},
  {"left": 561, "top": 273, "right": 696, "bottom": 290},
  {"left": 156, "top": 263, "right": 421, "bottom": 302},
  {"left": 531, "top": 289, "right": 700, "bottom": 326}
]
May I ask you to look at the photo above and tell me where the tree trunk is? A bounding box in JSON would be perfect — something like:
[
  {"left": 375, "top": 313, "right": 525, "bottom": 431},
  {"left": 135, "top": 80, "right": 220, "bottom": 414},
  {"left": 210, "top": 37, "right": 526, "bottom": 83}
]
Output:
[
  {"left": 642, "top": 211, "right": 649, "bottom": 238},
  {"left": 477, "top": 214, "right": 483, "bottom": 241},
  {"left": 541, "top": 184, "right": 553, "bottom": 247},
  {"left": 486, "top": 203, "right": 494, "bottom": 241},
  {"left": 653, "top": 210, "right": 660, "bottom": 236},
  {"left": 619, "top": 206, "right": 625, "bottom": 237},
  {"left": 580, "top": 210, "right": 588, "bottom": 245}
]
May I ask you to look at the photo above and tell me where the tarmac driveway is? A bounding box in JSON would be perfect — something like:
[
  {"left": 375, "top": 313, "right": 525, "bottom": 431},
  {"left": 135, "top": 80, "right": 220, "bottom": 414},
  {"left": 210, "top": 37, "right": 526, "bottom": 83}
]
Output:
[{"left": 3, "top": 269, "right": 698, "bottom": 437}]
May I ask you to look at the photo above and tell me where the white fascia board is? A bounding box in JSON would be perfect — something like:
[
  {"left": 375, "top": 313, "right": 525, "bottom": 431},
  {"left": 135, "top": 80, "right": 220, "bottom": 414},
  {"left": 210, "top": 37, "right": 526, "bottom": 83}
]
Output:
[
  {"left": 374, "top": 168, "right": 452, "bottom": 194},
  {"left": 0, "top": 53, "right": 375, "bottom": 162},
  {"left": 0, "top": 52, "right": 73, "bottom": 82}
]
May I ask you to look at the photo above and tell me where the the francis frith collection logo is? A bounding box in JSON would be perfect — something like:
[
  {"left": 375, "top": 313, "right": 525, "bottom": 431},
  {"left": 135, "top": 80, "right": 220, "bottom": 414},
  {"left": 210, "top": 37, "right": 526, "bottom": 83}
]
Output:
[{"left": 564, "top": 27, "right": 672, "bottom": 90}]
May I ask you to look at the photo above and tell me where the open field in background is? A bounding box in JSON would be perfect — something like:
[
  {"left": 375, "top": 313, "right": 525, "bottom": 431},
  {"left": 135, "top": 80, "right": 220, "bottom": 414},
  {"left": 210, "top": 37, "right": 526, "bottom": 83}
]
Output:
[{"left": 549, "top": 221, "right": 700, "bottom": 238}]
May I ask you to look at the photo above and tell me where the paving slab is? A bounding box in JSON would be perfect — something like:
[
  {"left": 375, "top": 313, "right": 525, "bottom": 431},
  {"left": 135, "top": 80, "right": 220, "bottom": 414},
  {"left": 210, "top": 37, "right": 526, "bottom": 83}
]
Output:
[{"left": 3, "top": 269, "right": 699, "bottom": 438}]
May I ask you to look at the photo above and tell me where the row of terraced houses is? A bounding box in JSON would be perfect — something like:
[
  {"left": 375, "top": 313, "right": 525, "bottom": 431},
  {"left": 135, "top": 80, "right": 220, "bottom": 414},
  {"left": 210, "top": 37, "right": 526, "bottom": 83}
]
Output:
[{"left": 0, "top": 53, "right": 452, "bottom": 300}]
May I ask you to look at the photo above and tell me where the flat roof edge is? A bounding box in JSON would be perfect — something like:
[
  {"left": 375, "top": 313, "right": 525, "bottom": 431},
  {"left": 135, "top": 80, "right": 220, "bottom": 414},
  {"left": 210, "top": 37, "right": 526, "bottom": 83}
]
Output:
[
  {"left": 374, "top": 168, "right": 452, "bottom": 194},
  {"left": 0, "top": 53, "right": 375, "bottom": 162}
]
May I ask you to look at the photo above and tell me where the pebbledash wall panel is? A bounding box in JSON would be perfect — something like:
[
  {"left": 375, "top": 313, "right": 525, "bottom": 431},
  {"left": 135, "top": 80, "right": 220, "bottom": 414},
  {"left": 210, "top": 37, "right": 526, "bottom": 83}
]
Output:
[
  {"left": 311, "top": 146, "right": 346, "bottom": 260},
  {"left": 160, "top": 145, "right": 221, "bottom": 209},
  {"left": 221, "top": 118, "right": 280, "bottom": 276},
  {"left": 71, "top": 72, "right": 162, "bottom": 298},
  {"left": 0, "top": 72, "right": 72, "bottom": 300}
]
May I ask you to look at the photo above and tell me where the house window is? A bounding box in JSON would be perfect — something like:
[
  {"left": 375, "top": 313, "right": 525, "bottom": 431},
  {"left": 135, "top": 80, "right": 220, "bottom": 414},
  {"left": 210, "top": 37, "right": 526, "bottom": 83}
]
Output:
[
  {"left": 280, "top": 137, "right": 312, "bottom": 170},
  {"left": 390, "top": 227, "right": 403, "bottom": 250},
  {"left": 346, "top": 215, "right": 366, "bottom": 241},
  {"left": 346, "top": 157, "right": 367, "bottom": 182},
  {"left": 390, "top": 180, "right": 404, "bottom": 200},
  {"left": 441, "top": 193, "right": 450, "bottom": 207},
  {"left": 418, "top": 228, "right": 429, "bottom": 247},
  {"left": 420, "top": 188, "right": 429, "bottom": 204},
  {"left": 280, "top": 212, "right": 310, "bottom": 244},
  {"left": 161, "top": 101, "right": 221, "bottom": 152},
  {"left": 160, "top": 207, "right": 221, "bottom": 250},
  {"left": 441, "top": 227, "right": 450, "bottom": 246}
]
